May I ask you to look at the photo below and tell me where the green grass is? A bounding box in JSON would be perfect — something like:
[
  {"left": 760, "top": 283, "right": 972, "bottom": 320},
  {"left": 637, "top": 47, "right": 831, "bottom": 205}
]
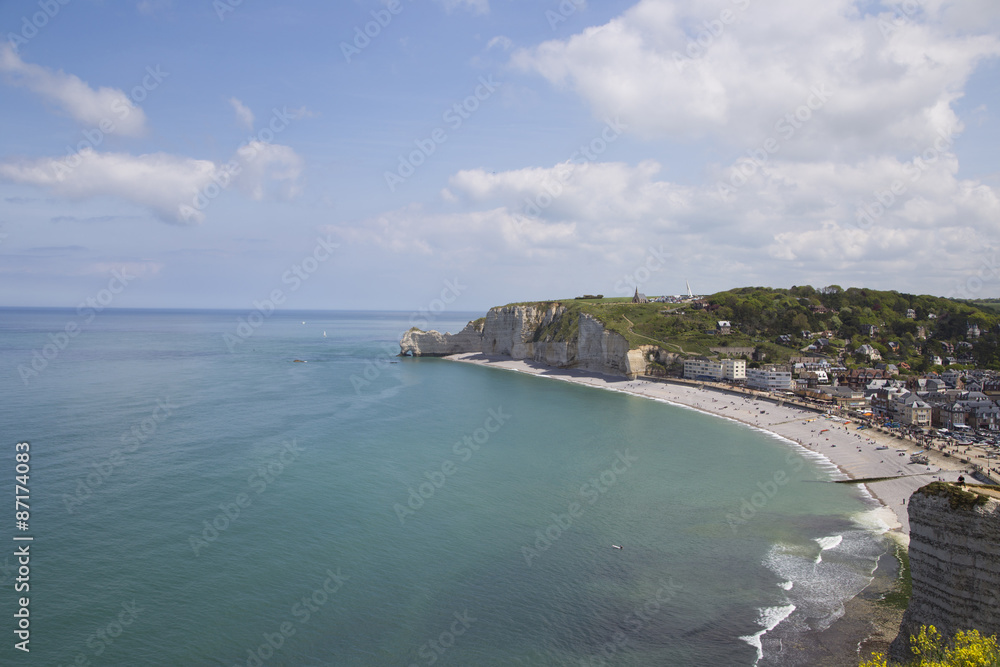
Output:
[
  {"left": 493, "top": 286, "right": 1000, "bottom": 369},
  {"left": 917, "top": 481, "right": 991, "bottom": 509},
  {"left": 879, "top": 542, "right": 912, "bottom": 610},
  {"left": 972, "top": 300, "right": 1000, "bottom": 314},
  {"left": 498, "top": 299, "right": 807, "bottom": 360}
]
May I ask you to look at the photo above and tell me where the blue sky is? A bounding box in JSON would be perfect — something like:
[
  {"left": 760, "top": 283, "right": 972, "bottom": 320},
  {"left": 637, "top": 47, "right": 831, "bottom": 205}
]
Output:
[{"left": 1, "top": 0, "right": 998, "bottom": 312}]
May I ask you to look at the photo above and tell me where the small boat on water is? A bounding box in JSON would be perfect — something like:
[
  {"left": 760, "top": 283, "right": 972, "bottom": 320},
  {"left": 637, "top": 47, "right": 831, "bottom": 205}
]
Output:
[{"left": 611, "top": 545, "right": 623, "bottom": 550}]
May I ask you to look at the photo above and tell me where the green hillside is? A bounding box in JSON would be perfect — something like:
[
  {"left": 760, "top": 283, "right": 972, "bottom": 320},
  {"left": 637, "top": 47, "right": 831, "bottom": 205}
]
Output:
[{"left": 507, "top": 286, "right": 1000, "bottom": 371}]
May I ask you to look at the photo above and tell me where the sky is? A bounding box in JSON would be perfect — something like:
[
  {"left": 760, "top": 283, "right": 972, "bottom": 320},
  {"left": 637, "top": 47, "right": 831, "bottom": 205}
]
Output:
[{"left": 0, "top": 0, "right": 999, "bottom": 313}]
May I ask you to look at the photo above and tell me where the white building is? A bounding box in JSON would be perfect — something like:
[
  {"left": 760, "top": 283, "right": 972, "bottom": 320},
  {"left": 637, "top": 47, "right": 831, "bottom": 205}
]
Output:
[
  {"left": 746, "top": 368, "right": 793, "bottom": 392},
  {"left": 684, "top": 358, "right": 723, "bottom": 381},
  {"left": 722, "top": 359, "right": 746, "bottom": 381},
  {"left": 684, "top": 358, "right": 747, "bottom": 382}
]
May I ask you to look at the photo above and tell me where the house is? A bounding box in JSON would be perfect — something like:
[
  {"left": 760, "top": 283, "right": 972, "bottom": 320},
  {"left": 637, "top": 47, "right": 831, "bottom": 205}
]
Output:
[
  {"left": 968, "top": 403, "right": 1000, "bottom": 430},
  {"left": 941, "top": 370, "right": 963, "bottom": 388},
  {"left": 930, "top": 401, "right": 967, "bottom": 429},
  {"left": 968, "top": 323, "right": 981, "bottom": 339},
  {"left": 916, "top": 326, "right": 927, "bottom": 340},
  {"left": 898, "top": 393, "right": 932, "bottom": 427},
  {"left": 632, "top": 288, "right": 648, "bottom": 304},
  {"left": 906, "top": 309, "right": 916, "bottom": 319},
  {"left": 837, "top": 368, "right": 888, "bottom": 390},
  {"left": 777, "top": 334, "right": 793, "bottom": 345},
  {"left": 871, "top": 387, "right": 908, "bottom": 421},
  {"left": 861, "top": 324, "right": 879, "bottom": 336},
  {"left": 817, "top": 386, "right": 869, "bottom": 409},
  {"left": 856, "top": 344, "right": 882, "bottom": 361},
  {"left": 717, "top": 321, "right": 732, "bottom": 335},
  {"left": 914, "top": 378, "right": 947, "bottom": 394},
  {"left": 800, "top": 370, "right": 829, "bottom": 387}
]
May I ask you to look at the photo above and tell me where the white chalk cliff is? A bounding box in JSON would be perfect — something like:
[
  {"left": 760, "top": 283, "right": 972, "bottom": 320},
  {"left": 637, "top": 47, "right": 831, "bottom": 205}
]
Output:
[
  {"left": 399, "top": 304, "right": 648, "bottom": 377},
  {"left": 889, "top": 484, "right": 1000, "bottom": 661}
]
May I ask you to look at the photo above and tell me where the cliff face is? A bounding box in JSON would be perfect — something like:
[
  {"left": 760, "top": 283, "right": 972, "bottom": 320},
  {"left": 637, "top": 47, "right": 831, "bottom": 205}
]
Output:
[
  {"left": 398, "top": 320, "right": 486, "bottom": 357},
  {"left": 889, "top": 484, "right": 1000, "bottom": 661},
  {"left": 398, "top": 304, "right": 647, "bottom": 377}
]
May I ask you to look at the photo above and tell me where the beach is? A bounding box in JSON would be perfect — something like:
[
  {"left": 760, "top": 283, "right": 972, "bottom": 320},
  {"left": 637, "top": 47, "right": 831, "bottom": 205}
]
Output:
[
  {"left": 445, "top": 352, "right": 976, "bottom": 665},
  {"left": 446, "top": 353, "right": 973, "bottom": 537}
]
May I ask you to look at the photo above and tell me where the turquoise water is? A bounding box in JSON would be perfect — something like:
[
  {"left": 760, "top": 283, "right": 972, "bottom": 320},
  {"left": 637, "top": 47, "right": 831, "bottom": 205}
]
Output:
[{"left": 0, "top": 309, "right": 887, "bottom": 665}]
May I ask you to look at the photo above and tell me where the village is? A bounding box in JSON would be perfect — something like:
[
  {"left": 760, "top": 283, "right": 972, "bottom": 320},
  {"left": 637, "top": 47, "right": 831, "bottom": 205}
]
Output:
[
  {"left": 670, "top": 335, "right": 1000, "bottom": 485},
  {"left": 611, "top": 286, "right": 1000, "bottom": 485}
]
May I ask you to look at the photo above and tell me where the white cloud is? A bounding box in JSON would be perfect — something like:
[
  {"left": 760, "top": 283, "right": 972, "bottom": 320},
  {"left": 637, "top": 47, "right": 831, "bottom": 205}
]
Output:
[
  {"left": 233, "top": 141, "right": 304, "bottom": 202},
  {"left": 339, "top": 152, "right": 1000, "bottom": 294},
  {"left": 437, "top": 0, "right": 489, "bottom": 15},
  {"left": 0, "top": 142, "right": 305, "bottom": 224},
  {"left": 0, "top": 45, "right": 148, "bottom": 137},
  {"left": 487, "top": 36, "right": 512, "bottom": 51},
  {"left": 511, "top": 0, "right": 1000, "bottom": 160},
  {"left": 0, "top": 150, "right": 216, "bottom": 223},
  {"left": 136, "top": 0, "right": 172, "bottom": 16},
  {"left": 229, "top": 97, "right": 255, "bottom": 130}
]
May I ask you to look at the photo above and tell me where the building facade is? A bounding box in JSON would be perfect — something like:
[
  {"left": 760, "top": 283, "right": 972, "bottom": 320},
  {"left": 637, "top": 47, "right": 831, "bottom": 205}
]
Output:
[
  {"left": 684, "top": 358, "right": 747, "bottom": 382},
  {"left": 746, "top": 368, "right": 793, "bottom": 392}
]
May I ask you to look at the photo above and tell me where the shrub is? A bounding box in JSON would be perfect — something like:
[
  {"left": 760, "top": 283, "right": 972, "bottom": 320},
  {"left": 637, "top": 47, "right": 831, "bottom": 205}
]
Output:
[{"left": 861, "top": 625, "right": 1000, "bottom": 666}]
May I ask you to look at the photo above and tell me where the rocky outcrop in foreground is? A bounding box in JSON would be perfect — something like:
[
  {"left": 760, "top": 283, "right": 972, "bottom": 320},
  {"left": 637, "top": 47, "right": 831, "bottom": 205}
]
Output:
[
  {"left": 889, "top": 483, "right": 1000, "bottom": 661},
  {"left": 399, "top": 304, "right": 649, "bottom": 377}
]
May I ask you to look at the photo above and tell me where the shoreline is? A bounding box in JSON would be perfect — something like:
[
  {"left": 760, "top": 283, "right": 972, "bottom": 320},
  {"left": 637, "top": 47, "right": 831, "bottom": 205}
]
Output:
[
  {"left": 442, "top": 353, "right": 977, "bottom": 665},
  {"left": 444, "top": 353, "right": 975, "bottom": 537}
]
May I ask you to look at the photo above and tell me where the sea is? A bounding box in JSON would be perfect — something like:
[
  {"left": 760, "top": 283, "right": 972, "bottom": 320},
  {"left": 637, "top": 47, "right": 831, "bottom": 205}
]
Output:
[{"left": 0, "top": 308, "right": 893, "bottom": 666}]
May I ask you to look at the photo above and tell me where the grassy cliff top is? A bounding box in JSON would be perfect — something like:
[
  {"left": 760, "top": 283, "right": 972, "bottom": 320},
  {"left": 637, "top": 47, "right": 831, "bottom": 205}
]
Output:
[
  {"left": 497, "top": 298, "right": 735, "bottom": 355},
  {"left": 916, "top": 482, "right": 993, "bottom": 510},
  {"left": 491, "top": 286, "right": 1000, "bottom": 369}
]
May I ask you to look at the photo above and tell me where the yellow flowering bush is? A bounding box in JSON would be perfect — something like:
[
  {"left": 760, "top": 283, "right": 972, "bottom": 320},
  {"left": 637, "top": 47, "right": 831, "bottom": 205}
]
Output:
[{"left": 861, "top": 625, "right": 1000, "bottom": 666}]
